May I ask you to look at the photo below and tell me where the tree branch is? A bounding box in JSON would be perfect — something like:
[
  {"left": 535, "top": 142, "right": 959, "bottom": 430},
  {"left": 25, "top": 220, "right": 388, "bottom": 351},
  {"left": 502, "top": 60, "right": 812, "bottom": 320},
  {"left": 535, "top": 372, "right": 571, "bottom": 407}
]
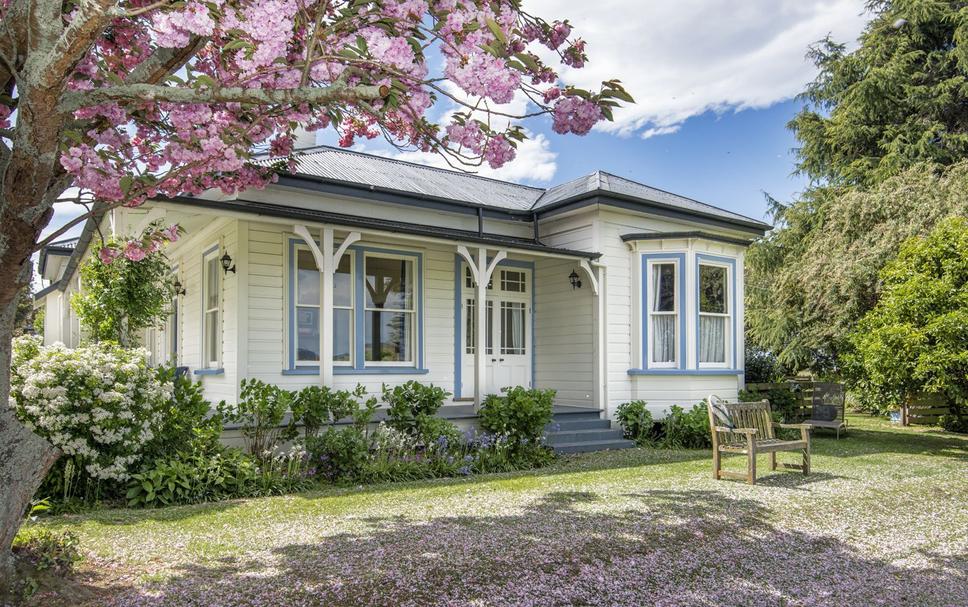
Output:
[
  {"left": 59, "top": 81, "right": 387, "bottom": 112},
  {"left": 31, "top": 0, "right": 118, "bottom": 90}
]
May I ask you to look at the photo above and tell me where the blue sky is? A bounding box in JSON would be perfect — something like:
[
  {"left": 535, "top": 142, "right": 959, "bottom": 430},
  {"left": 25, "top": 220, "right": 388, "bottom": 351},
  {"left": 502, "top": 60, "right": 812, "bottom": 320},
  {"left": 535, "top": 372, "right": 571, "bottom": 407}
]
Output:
[{"left": 41, "top": 1, "right": 872, "bottom": 252}]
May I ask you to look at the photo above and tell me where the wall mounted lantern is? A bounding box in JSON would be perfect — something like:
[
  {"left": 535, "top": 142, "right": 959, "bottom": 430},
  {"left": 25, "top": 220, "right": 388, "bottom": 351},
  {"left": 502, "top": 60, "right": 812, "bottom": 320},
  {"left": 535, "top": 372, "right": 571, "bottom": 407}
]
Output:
[
  {"left": 173, "top": 279, "right": 187, "bottom": 296},
  {"left": 220, "top": 252, "right": 236, "bottom": 274},
  {"left": 569, "top": 269, "right": 582, "bottom": 290}
]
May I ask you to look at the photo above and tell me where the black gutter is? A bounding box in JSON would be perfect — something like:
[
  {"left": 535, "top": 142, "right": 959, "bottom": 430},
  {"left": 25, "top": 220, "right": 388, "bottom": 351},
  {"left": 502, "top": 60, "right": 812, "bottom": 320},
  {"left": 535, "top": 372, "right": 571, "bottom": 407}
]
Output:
[
  {"left": 161, "top": 196, "right": 602, "bottom": 259},
  {"left": 621, "top": 231, "right": 758, "bottom": 247}
]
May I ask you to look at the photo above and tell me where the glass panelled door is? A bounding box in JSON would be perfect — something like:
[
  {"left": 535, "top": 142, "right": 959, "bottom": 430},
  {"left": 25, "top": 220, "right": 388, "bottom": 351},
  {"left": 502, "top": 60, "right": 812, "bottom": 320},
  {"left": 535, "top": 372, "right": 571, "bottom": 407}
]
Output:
[{"left": 461, "top": 266, "right": 531, "bottom": 397}]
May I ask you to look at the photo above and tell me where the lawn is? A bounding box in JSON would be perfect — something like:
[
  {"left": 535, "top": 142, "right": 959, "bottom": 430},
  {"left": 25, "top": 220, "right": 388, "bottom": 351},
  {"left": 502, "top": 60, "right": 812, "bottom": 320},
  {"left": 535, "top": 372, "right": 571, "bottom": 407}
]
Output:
[{"left": 18, "top": 415, "right": 968, "bottom": 607}]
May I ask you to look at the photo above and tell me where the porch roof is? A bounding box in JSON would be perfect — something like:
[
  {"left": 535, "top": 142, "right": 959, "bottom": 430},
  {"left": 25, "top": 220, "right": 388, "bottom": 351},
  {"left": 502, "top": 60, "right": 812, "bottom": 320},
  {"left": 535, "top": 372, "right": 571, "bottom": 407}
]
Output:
[{"left": 163, "top": 195, "right": 602, "bottom": 259}]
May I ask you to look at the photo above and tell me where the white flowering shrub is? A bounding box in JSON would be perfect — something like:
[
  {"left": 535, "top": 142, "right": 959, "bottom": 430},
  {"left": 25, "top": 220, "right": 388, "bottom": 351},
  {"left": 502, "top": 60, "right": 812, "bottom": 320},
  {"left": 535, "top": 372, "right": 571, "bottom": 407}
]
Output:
[{"left": 10, "top": 336, "right": 173, "bottom": 482}]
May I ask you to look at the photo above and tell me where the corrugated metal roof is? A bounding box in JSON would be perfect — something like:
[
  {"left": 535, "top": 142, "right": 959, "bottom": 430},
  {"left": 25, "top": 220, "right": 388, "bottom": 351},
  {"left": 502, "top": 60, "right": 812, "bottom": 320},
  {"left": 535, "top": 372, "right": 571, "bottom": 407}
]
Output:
[
  {"left": 260, "top": 146, "right": 770, "bottom": 230},
  {"left": 277, "top": 146, "right": 542, "bottom": 211}
]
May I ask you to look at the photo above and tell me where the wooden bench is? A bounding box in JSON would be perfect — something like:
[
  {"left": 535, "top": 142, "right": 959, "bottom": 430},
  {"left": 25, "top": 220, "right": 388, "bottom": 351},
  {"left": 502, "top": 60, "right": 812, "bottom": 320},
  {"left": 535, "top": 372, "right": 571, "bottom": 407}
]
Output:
[{"left": 707, "top": 396, "right": 812, "bottom": 485}]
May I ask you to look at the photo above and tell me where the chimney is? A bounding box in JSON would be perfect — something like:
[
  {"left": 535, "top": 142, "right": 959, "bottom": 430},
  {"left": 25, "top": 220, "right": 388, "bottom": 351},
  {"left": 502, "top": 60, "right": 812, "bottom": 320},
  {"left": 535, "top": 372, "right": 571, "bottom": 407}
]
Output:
[{"left": 292, "top": 127, "right": 317, "bottom": 151}]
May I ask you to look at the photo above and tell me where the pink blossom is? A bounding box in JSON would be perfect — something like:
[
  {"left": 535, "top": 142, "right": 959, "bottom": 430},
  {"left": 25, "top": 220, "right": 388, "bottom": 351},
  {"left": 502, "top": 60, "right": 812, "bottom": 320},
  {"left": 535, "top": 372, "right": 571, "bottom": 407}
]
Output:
[
  {"left": 484, "top": 135, "right": 515, "bottom": 169},
  {"left": 161, "top": 225, "right": 180, "bottom": 243},
  {"left": 552, "top": 96, "right": 602, "bottom": 136},
  {"left": 123, "top": 241, "right": 147, "bottom": 262},
  {"left": 98, "top": 247, "right": 121, "bottom": 265}
]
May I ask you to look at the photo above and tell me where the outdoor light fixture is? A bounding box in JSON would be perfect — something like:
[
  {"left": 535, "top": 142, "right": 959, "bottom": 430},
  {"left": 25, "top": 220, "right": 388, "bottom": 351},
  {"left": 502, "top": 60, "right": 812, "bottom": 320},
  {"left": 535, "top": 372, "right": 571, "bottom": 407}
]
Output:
[
  {"left": 173, "top": 279, "right": 186, "bottom": 296},
  {"left": 569, "top": 269, "right": 582, "bottom": 290},
  {"left": 220, "top": 252, "right": 236, "bottom": 274}
]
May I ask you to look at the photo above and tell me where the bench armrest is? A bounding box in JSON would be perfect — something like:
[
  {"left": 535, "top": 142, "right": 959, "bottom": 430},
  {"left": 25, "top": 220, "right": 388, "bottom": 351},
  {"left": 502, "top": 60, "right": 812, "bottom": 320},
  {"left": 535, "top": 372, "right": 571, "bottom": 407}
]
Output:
[
  {"left": 715, "top": 426, "right": 757, "bottom": 435},
  {"left": 775, "top": 423, "right": 812, "bottom": 429}
]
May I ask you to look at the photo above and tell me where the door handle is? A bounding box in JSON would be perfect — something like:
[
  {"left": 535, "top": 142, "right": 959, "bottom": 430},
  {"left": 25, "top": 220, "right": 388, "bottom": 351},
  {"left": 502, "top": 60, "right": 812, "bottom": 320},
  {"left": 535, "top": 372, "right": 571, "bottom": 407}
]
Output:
[{"left": 499, "top": 358, "right": 505, "bottom": 362}]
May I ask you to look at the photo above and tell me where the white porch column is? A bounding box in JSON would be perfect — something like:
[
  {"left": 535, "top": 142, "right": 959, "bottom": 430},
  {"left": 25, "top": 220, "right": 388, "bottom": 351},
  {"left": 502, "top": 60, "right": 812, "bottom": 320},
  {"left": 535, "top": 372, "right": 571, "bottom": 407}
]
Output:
[
  {"left": 457, "top": 245, "right": 506, "bottom": 408},
  {"left": 294, "top": 224, "right": 361, "bottom": 387},
  {"left": 579, "top": 260, "right": 606, "bottom": 415}
]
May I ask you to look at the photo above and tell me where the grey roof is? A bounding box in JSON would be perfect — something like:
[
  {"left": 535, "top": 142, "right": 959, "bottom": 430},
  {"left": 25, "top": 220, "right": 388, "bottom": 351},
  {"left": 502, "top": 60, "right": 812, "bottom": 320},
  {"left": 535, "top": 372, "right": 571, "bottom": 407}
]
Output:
[
  {"left": 38, "top": 237, "right": 81, "bottom": 275},
  {"left": 262, "top": 146, "right": 770, "bottom": 231},
  {"left": 35, "top": 207, "right": 106, "bottom": 301}
]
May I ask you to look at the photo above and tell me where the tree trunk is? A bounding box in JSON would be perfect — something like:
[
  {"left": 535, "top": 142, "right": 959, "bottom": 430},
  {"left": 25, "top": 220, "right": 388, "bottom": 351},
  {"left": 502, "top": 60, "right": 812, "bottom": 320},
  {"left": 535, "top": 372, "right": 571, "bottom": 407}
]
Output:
[{"left": 0, "top": 294, "right": 60, "bottom": 590}]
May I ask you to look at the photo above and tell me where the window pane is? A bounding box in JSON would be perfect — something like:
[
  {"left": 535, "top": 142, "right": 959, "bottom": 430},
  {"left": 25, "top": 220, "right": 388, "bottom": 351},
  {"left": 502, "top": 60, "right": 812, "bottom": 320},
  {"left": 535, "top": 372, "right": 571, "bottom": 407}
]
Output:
[
  {"left": 206, "top": 258, "right": 219, "bottom": 310},
  {"left": 296, "top": 306, "right": 320, "bottom": 361},
  {"left": 333, "top": 308, "right": 351, "bottom": 362},
  {"left": 651, "top": 315, "right": 676, "bottom": 363},
  {"left": 465, "top": 298, "right": 476, "bottom": 354},
  {"left": 365, "top": 257, "right": 413, "bottom": 310},
  {"left": 699, "top": 315, "right": 726, "bottom": 363},
  {"left": 206, "top": 310, "right": 219, "bottom": 362},
  {"left": 500, "top": 270, "right": 526, "bottom": 293},
  {"left": 297, "top": 250, "right": 320, "bottom": 305},
  {"left": 365, "top": 310, "right": 412, "bottom": 362},
  {"left": 501, "top": 302, "right": 526, "bottom": 355},
  {"left": 699, "top": 265, "right": 727, "bottom": 314},
  {"left": 334, "top": 254, "right": 352, "bottom": 307},
  {"left": 652, "top": 263, "right": 676, "bottom": 312}
]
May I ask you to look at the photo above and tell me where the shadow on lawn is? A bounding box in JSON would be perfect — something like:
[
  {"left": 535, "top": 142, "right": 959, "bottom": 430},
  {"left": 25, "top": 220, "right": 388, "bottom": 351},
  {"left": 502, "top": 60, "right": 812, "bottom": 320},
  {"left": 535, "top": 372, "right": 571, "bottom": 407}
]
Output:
[{"left": 68, "top": 488, "right": 966, "bottom": 607}]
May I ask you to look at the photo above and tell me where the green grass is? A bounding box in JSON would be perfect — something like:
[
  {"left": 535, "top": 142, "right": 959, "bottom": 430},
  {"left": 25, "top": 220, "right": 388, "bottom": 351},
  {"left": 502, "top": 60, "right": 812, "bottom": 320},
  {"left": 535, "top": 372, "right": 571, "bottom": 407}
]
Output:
[{"left": 16, "top": 415, "right": 968, "bottom": 606}]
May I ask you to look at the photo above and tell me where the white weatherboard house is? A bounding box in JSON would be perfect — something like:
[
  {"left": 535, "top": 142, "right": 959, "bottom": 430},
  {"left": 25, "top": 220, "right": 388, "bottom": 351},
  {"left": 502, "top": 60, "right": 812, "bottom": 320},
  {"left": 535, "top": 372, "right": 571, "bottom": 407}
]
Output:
[{"left": 36, "top": 146, "right": 770, "bottom": 451}]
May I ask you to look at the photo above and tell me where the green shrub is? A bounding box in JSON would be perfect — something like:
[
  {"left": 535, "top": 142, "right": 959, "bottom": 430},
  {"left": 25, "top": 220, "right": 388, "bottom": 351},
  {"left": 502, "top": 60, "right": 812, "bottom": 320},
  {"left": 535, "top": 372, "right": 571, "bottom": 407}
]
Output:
[
  {"left": 291, "top": 384, "right": 376, "bottom": 440},
  {"left": 659, "top": 404, "right": 711, "bottom": 449},
  {"left": 479, "top": 386, "right": 555, "bottom": 448},
  {"left": 220, "top": 379, "right": 298, "bottom": 458},
  {"left": 382, "top": 381, "right": 451, "bottom": 436},
  {"left": 144, "top": 368, "right": 224, "bottom": 461},
  {"left": 615, "top": 401, "right": 653, "bottom": 443},
  {"left": 12, "top": 527, "right": 82, "bottom": 573},
  {"left": 744, "top": 345, "right": 786, "bottom": 383},
  {"left": 415, "top": 415, "right": 463, "bottom": 447},
  {"left": 125, "top": 448, "right": 310, "bottom": 507},
  {"left": 307, "top": 427, "right": 370, "bottom": 482}
]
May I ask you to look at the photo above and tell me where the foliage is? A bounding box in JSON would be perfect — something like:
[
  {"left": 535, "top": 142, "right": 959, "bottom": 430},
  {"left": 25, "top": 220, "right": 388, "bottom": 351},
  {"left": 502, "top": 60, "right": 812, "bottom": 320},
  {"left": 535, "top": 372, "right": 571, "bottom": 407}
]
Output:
[
  {"left": 414, "top": 415, "right": 464, "bottom": 447},
  {"left": 479, "top": 386, "right": 555, "bottom": 449},
  {"left": 790, "top": 2, "right": 968, "bottom": 187},
  {"left": 70, "top": 226, "right": 179, "bottom": 346},
  {"left": 14, "top": 287, "right": 36, "bottom": 336},
  {"left": 143, "top": 368, "right": 223, "bottom": 462},
  {"left": 615, "top": 401, "right": 654, "bottom": 443},
  {"left": 744, "top": 345, "right": 786, "bottom": 383},
  {"left": 125, "top": 447, "right": 310, "bottom": 508},
  {"left": 848, "top": 217, "right": 968, "bottom": 431},
  {"left": 739, "top": 385, "right": 800, "bottom": 423},
  {"left": 382, "top": 381, "right": 451, "bottom": 436},
  {"left": 291, "top": 384, "right": 376, "bottom": 440},
  {"left": 658, "top": 404, "right": 711, "bottom": 450},
  {"left": 306, "top": 428, "right": 371, "bottom": 483},
  {"left": 10, "top": 336, "right": 172, "bottom": 481},
  {"left": 220, "top": 379, "right": 299, "bottom": 459},
  {"left": 11, "top": 528, "right": 82, "bottom": 573},
  {"left": 747, "top": 163, "right": 968, "bottom": 372}
]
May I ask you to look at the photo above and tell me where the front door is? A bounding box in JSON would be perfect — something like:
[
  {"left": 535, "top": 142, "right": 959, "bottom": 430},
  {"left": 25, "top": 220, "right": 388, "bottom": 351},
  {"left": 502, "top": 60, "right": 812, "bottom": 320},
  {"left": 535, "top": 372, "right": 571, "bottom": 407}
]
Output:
[{"left": 461, "top": 266, "right": 532, "bottom": 397}]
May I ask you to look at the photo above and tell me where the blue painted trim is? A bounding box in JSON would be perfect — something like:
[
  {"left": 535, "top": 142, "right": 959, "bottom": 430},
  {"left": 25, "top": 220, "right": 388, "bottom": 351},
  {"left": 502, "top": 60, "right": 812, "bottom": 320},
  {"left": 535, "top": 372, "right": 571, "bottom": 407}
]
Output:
[
  {"left": 640, "top": 253, "right": 687, "bottom": 370},
  {"left": 286, "top": 238, "right": 425, "bottom": 375},
  {"left": 453, "top": 256, "right": 536, "bottom": 397},
  {"left": 283, "top": 367, "right": 430, "bottom": 376},
  {"left": 627, "top": 368, "right": 743, "bottom": 376},
  {"left": 193, "top": 368, "right": 224, "bottom": 376},
  {"left": 695, "top": 254, "right": 738, "bottom": 369}
]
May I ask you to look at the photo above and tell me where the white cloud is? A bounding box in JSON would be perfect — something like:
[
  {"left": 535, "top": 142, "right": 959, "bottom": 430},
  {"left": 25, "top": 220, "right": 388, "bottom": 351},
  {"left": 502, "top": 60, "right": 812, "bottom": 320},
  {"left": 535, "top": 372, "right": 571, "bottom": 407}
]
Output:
[
  {"left": 359, "top": 130, "right": 559, "bottom": 183},
  {"left": 526, "top": 0, "right": 870, "bottom": 137}
]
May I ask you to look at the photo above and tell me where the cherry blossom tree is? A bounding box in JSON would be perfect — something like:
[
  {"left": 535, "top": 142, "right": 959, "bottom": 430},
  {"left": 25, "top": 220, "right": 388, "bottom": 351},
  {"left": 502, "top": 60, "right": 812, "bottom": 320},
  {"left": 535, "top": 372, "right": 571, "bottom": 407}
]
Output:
[{"left": 0, "top": 0, "right": 631, "bottom": 577}]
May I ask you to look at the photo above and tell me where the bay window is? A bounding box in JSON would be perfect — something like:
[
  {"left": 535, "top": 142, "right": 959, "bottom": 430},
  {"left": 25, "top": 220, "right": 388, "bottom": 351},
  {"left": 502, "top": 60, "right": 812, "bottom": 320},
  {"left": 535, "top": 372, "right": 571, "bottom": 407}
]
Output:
[
  {"left": 645, "top": 258, "right": 681, "bottom": 368},
  {"left": 698, "top": 262, "right": 730, "bottom": 366},
  {"left": 292, "top": 245, "right": 353, "bottom": 368},
  {"left": 364, "top": 255, "right": 415, "bottom": 364}
]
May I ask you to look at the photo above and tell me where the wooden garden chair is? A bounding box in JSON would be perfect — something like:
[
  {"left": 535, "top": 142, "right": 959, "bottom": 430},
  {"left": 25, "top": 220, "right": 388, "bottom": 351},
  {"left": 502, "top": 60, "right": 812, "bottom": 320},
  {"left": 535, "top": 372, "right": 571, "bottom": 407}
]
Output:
[
  {"left": 707, "top": 395, "right": 813, "bottom": 485},
  {"left": 805, "top": 382, "right": 848, "bottom": 438}
]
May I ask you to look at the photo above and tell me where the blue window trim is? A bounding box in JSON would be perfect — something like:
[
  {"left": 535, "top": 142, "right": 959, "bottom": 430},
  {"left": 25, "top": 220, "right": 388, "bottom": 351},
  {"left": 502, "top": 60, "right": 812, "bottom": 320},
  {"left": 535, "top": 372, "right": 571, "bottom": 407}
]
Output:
[
  {"left": 640, "top": 253, "right": 687, "bottom": 371},
  {"left": 695, "top": 253, "right": 738, "bottom": 369},
  {"left": 193, "top": 368, "right": 224, "bottom": 376},
  {"left": 285, "top": 238, "right": 424, "bottom": 374},
  {"left": 453, "top": 256, "right": 536, "bottom": 398},
  {"left": 627, "top": 368, "right": 743, "bottom": 376}
]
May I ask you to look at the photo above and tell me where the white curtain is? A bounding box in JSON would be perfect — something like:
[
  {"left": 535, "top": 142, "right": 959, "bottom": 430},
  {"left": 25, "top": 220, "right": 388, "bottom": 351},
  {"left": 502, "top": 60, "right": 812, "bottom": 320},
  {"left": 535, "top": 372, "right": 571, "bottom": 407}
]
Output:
[
  {"left": 503, "top": 303, "right": 524, "bottom": 353},
  {"left": 700, "top": 316, "right": 726, "bottom": 363},
  {"left": 651, "top": 316, "right": 676, "bottom": 363},
  {"left": 651, "top": 267, "right": 675, "bottom": 363}
]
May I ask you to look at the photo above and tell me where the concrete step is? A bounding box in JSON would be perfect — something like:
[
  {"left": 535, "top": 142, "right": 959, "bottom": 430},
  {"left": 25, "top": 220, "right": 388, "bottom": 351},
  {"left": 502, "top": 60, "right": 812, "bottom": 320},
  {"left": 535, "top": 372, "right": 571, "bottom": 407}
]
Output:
[
  {"left": 551, "top": 410, "right": 601, "bottom": 422},
  {"left": 546, "top": 428, "right": 627, "bottom": 445},
  {"left": 553, "top": 439, "right": 636, "bottom": 454},
  {"left": 546, "top": 418, "right": 612, "bottom": 432}
]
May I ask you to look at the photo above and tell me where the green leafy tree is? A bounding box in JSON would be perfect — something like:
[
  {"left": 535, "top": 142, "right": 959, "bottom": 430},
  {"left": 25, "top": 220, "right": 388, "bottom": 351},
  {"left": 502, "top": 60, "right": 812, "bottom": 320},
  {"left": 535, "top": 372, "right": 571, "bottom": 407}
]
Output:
[
  {"left": 70, "top": 232, "right": 176, "bottom": 346},
  {"left": 790, "top": 0, "right": 968, "bottom": 187},
  {"left": 848, "top": 217, "right": 968, "bottom": 430},
  {"left": 747, "top": 163, "right": 968, "bottom": 371}
]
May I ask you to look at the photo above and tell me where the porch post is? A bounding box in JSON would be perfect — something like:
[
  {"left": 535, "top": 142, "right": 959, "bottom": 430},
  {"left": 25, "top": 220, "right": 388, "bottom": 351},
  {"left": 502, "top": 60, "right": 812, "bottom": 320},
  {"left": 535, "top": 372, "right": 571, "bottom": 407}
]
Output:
[
  {"left": 475, "top": 247, "right": 487, "bottom": 408},
  {"left": 320, "top": 227, "right": 335, "bottom": 387},
  {"left": 579, "top": 260, "right": 606, "bottom": 415}
]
